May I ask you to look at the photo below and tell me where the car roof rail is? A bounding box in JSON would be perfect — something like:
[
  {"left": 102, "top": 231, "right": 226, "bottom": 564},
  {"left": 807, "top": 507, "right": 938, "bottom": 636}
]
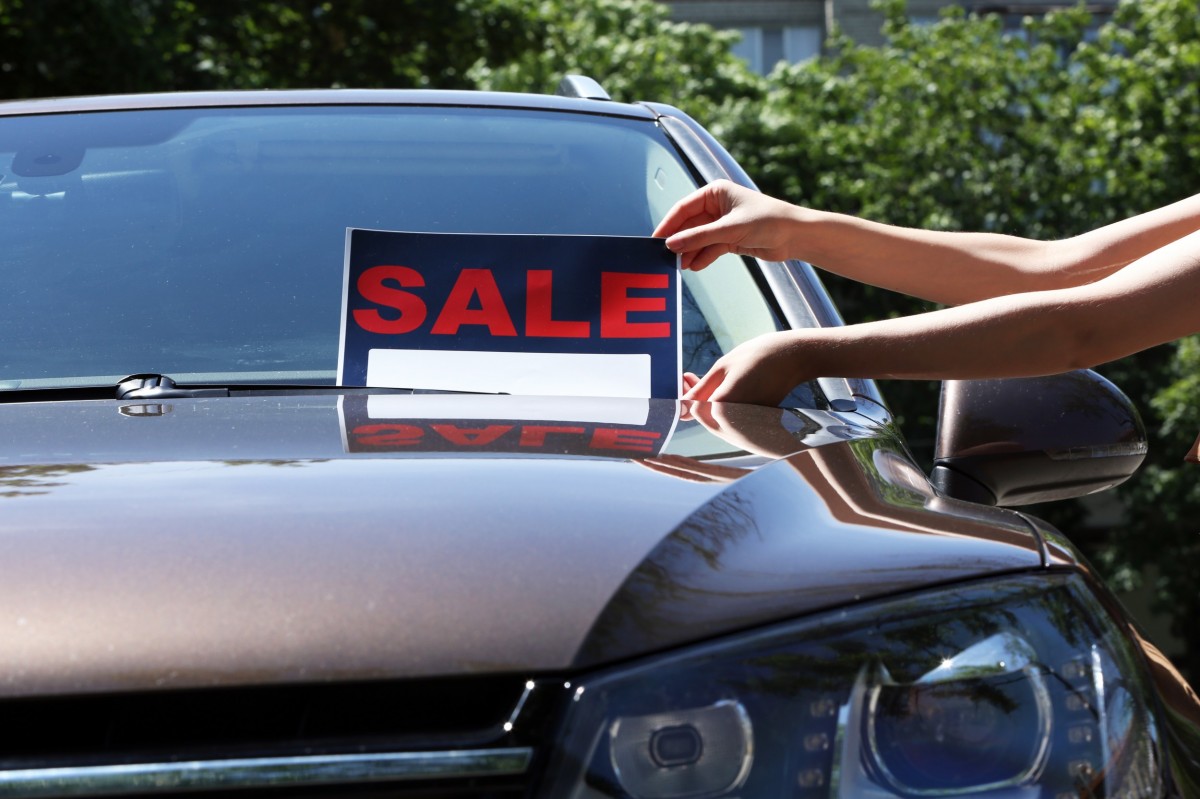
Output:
[{"left": 555, "top": 75, "right": 611, "bottom": 101}]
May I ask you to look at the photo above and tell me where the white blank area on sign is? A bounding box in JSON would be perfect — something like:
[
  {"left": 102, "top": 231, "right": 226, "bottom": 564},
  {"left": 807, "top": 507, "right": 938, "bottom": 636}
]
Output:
[{"left": 366, "top": 349, "right": 653, "bottom": 399}]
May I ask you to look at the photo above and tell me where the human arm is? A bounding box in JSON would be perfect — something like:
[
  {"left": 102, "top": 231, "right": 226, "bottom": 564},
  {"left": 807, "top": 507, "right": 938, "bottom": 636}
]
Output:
[
  {"left": 654, "top": 180, "right": 1200, "bottom": 306},
  {"left": 684, "top": 227, "right": 1200, "bottom": 404}
]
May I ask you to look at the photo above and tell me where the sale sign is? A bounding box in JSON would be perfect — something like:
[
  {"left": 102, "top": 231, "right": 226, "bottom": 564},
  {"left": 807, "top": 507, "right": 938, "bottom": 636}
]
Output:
[{"left": 337, "top": 230, "right": 681, "bottom": 399}]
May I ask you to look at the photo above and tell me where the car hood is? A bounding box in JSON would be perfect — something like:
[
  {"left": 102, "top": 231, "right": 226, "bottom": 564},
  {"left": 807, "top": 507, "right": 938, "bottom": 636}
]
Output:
[{"left": 0, "top": 393, "right": 1046, "bottom": 698}]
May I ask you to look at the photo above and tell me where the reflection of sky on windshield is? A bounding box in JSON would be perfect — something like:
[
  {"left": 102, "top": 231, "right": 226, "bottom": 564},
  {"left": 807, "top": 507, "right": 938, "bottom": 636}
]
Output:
[{"left": 0, "top": 106, "right": 729, "bottom": 387}]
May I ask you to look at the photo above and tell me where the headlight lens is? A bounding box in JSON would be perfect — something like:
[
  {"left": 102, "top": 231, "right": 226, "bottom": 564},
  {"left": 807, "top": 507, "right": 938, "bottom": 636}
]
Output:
[
  {"left": 541, "top": 574, "right": 1164, "bottom": 798},
  {"left": 863, "top": 633, "right": 1053, "bottom": 794}
]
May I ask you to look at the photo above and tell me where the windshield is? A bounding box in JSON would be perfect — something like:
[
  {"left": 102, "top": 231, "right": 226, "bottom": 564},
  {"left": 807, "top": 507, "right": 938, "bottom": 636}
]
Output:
[{"left": 0, "top": 104, "right": 792, "bottom": 394}]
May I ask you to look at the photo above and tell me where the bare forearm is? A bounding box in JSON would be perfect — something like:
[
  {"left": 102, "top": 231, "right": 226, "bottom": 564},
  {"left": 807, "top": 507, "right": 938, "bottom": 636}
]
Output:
[
  {"left": 657, "top": 180, "right": 1200, "bottom": 312},
  {"left": 685, "top": 266, "right": 1194, "bottom": 405},
  {"left": 789, "top": 210, "right": 1060, "bottom": 305},
  {"left": 793, "top": 292, "right": 1099, "bottom": 382},
  {"left": 684, "top": 289, "right": 1105, "bottom": 405},
  {"left": 790, "top": 193, "right": 1200, "bottom": 306},
  {"left": 796, "top": 229, "right": 1200, "bottom": 383}
]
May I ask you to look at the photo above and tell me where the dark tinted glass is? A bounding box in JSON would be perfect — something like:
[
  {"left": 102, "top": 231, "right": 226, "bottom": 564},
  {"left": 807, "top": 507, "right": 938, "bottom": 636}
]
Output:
[{"left": 0, "top": 105, "right": 784, "bottom": 391}]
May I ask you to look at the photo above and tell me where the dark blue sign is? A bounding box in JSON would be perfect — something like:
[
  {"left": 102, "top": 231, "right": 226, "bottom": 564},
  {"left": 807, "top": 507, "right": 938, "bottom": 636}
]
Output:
[{"left": 338, "top": 230, "right": 680, "bottom": 399}]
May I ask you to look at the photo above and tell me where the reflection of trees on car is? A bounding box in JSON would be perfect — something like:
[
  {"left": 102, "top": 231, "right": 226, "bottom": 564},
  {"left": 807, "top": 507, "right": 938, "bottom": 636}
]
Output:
[{"left": 0, "top": 464, "right": 94, "bottom": 499}]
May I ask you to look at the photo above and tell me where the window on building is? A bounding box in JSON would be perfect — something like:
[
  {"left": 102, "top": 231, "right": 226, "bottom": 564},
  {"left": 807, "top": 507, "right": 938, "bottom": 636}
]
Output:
[{"left": 729, "top": 26, "right": 822, "bottom": 74}]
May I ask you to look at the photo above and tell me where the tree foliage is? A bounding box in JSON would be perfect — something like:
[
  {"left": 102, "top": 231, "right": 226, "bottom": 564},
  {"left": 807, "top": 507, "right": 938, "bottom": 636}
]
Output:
[
  {"left": 466, "top": 0, "right": 760, "bottom": 122},
  {"left": 0, "top": 0, "right": 191, "bottom": 97},
  {"left": 0, "top": 0, "right": 542, "bottom": 96},
  {"left": 0, "top": 0, "right": 753, "bottom": 118},
  {"left": 177, "top": 1, "right": 530, "bottom": 90}
]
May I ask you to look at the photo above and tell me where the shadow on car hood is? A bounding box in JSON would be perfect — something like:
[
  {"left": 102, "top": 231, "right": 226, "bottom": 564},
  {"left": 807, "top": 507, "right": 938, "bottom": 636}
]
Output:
[{"left": 0, "top": 393, "right": 1044, "bottom": 697}]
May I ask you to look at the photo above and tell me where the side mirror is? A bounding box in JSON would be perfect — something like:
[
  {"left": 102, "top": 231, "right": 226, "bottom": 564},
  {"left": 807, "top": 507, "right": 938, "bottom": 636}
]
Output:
[{"left": 930, "top": 370, "right": 1147, "bottom": 507}]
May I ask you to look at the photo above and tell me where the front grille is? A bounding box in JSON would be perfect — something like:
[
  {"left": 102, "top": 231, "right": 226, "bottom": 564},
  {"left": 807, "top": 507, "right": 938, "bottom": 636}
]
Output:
[{"left": 0, "top": 676, "right": 562, "bottom": 798}]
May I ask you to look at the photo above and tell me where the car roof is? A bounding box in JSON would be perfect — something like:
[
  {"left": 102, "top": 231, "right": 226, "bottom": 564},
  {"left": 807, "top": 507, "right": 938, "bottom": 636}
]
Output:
[{"left": 0, "top": 88, "right": 660, "bottom": 120}]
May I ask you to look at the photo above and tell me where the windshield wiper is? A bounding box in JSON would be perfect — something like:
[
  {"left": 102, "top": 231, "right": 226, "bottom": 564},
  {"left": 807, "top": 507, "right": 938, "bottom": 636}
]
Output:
[
  {"left": 117, "top": 374, "right": 503, "bottom": 399},
  {"left": 0, "top": 374, "right": 503, "bottom": 404}
]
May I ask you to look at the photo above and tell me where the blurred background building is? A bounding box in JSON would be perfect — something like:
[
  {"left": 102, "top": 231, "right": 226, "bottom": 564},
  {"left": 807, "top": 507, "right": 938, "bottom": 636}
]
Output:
[{"left": 659, "top": 1, "right": 1119, "bottom": 73}]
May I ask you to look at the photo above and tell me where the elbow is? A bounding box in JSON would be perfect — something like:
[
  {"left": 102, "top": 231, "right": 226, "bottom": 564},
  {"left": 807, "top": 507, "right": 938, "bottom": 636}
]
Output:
[
  {"left": 1030, "top": 239, "right": 1123, "bottom": 292},
  {"left": 1058, "top": 318, "right": 1131, "bottom": 373},
  {"left": 1023, "top": 301, "right": 1121, "bottom": 375}
]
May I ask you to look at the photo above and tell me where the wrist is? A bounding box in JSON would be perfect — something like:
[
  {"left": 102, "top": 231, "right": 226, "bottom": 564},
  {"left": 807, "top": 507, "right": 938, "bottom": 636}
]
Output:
[
  {"left": 773, "top": 329, "right": 823, "bottom": 385},
  {"left": 785, "top": 205, "right": 828, "bottom": 262}
]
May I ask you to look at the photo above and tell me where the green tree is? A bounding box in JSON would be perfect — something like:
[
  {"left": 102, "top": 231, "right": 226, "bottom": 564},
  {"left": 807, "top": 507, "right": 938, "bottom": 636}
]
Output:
[
  {"left": 0, "top": 0, "right": 195, "bottom": 97},
  {"left": 0, "top": 0, "right": 534, "bottom": 98},
  {"left": 0, "top": 0, "right": 753, "bottom": 115},
  {"left": 467, "top": 0, "right": 761, "bottom": 123},
  {"left": 178, "top": 1, "right": 529, "bottom": 90}
]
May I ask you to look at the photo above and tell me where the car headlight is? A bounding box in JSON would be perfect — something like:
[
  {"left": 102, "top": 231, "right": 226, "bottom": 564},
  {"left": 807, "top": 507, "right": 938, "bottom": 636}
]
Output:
[{"left": 540, "top": 573, "right": 1164, "bottom": 798}]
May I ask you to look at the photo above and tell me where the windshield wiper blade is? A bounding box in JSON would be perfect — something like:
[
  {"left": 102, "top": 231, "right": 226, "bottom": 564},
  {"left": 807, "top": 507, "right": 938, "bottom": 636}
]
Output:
[
  {"left": 115, "top": 375, "right": 506, "bottom": 399},
  {"left": 0, "top": 374, "right": 505, "bottom": 404}
]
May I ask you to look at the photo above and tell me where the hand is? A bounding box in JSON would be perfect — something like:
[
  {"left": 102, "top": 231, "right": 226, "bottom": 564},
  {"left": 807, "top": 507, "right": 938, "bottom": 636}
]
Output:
[
  {"left": 683, "top": 331, "right": 810, "bottom": 405},
  {"left": 653, "top": 179, "right": 801, "bottom": 271}
]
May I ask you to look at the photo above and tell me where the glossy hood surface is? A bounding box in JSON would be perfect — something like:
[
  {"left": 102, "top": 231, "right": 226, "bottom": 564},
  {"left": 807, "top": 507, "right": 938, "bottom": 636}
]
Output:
[{"left": 0, "top": 393, "right": 1048, "bottom": 698}]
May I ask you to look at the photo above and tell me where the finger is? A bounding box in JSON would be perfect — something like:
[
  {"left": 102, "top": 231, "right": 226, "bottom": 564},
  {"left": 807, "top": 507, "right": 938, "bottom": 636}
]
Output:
[
  {"left": 652, "top": 180, "right": 735, "bottom": 237},
  {"left": 652, "top": 190, "right": 721, "bottom": 238},
  {"left": 706, "top": 381, "right": 735, "bottom": 403},
  {"left": 681, "top": 242, "right": 735, "bottom": 272},
  {"left": 701, "top": 364, "right": 744, "bottom": 404},
  {"left": 682, "top": 366, "right": 725, "bottom": 402},
  {"left": 663, "top": 219, "right": 736, "bottom": 257},
  {"left": 654, "top": 208, "right": 718, "bottom": 241},
  {"left": 707, "top": 377, "right": 787, "bottom": 407},
  {"left": 687, "top": 398, "right": 719, "bottom": 431},
  {"left": 682, "top": 372, "right": 700, "bottom": 392}
]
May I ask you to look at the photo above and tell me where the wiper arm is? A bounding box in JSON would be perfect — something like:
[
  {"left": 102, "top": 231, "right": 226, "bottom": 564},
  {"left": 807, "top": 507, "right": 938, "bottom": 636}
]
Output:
[
  {"left": 0, "top": 374, "right": 245, "bottom": 403},
  {"left": 116, "top": 374, "right": 471, "bottom": 400},
  {"left": 121, "top": 375, "right": 507, "bottom": 398},
  {"left": 0, "top": 374, "right": 505, "bottom": 404}
]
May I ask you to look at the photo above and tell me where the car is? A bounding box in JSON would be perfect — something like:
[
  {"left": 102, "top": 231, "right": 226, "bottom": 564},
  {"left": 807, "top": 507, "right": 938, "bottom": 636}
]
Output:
[{"left": 0, "top": 76, "right": 1198, "bottom": 798}]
